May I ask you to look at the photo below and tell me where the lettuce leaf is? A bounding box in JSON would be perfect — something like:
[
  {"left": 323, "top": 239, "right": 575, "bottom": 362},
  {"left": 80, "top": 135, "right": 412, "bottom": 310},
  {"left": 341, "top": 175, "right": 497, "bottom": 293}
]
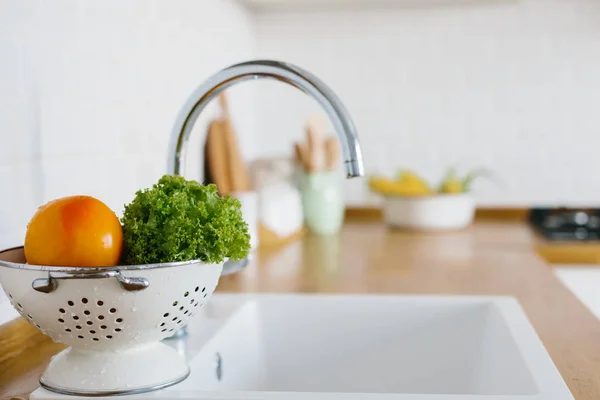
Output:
[{"left": 121, "top": 174, "right": 250, "bottom": 265}]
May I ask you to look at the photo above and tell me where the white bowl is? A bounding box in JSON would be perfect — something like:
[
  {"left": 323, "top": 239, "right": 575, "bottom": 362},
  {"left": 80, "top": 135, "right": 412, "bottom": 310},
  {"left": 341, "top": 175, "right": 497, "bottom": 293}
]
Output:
[{"left": 382, "top": 193, "right": 475, "bottom": 231}]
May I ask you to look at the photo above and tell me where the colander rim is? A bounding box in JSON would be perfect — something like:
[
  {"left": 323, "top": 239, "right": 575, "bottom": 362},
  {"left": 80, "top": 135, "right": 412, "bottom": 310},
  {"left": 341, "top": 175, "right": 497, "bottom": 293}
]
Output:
[{"left": 0, "top": 246, "right": 222, "bottom": 272}]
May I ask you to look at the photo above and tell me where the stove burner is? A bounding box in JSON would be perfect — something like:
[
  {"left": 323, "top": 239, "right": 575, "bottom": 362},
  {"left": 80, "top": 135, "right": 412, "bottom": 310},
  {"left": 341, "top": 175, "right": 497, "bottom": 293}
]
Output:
[{"left": 529, "top": 208, "right": 600, "bottom": 242}]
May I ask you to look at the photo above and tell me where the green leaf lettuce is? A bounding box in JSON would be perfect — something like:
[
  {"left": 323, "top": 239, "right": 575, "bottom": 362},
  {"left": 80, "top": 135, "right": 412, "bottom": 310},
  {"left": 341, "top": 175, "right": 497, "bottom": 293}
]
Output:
[{"left": 120, "top": 174, "right": 250, "bottom": 265}]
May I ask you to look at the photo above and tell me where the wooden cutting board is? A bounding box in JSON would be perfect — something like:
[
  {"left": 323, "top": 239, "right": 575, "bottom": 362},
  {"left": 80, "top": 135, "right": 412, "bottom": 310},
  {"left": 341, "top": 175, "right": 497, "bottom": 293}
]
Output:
[
  {"left": 219, "top": 93, "right": 251, "bottom": 193},
  {"left": 204, "top": 120, "right": 232, "bottom": 195},
  {"left": 204, "top": 93, "right": 252, "bottom": 195}
]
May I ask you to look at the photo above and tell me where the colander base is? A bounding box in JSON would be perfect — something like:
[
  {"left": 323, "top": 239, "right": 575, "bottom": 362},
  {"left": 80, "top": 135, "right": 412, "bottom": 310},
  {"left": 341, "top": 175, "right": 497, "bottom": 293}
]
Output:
[
  {"left": 39, "top": 369, "right": 190, "bottom": 397},
  {"left": 39, "top": 342, "right": 190, "bottom": 397}
]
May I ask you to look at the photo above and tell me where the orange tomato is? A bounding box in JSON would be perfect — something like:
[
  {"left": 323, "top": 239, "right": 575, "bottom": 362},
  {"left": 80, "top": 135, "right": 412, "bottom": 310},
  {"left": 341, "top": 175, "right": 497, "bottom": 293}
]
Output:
[{"left": 24, "top": 196, "right": 123, "bottom": 267}]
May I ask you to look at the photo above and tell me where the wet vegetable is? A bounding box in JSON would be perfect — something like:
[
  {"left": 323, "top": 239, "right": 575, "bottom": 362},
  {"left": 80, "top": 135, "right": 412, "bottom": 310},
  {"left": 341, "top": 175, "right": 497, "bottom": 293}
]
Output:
[{"left": 121, "top": 174, "right": 250, "bottom": 265}]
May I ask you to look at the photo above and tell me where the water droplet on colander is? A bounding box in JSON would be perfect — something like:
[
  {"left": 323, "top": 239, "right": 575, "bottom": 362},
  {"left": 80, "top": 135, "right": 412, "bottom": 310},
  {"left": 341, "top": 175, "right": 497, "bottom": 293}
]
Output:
[
  {"left": 131, "top": 307, "right": 137, "bottom": 312},
  {"left": 100, "top": 368, "right": 106, "bottom": 374},
  {"left": 93, "top": 287, "right": 98, "bottom": 292}
]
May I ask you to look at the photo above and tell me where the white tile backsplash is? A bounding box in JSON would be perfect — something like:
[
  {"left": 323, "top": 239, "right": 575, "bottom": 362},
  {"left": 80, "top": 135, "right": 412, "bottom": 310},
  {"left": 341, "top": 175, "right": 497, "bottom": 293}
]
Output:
[
  {"left": 2, "top": 0, "right": 600, "bottom": 251},
  {"left": 0, "top": 26, "right": 38, "bottom": 166},
  {"left": 0, "top": 162, "right": 40, "bottom": 247},
  {"left": 252, "top": 0, "right": 600, "bottom": 206},
  {"left": 40, "top": 155, "right": 136, "bottom": 216},
  {"left": 0, "top": 0, "right": 255, "bottom": 246}
]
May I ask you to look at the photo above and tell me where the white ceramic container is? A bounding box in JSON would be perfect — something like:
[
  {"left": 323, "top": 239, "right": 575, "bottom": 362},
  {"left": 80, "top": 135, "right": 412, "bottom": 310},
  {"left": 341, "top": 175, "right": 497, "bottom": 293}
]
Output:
[{"left": 382, "top": 193, "right": 476, "bottom": 230}]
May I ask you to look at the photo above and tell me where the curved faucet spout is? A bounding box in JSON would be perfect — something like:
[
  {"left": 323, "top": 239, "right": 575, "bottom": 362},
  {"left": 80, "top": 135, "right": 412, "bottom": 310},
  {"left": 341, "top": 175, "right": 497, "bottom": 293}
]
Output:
[{"left": 168, "top": 60, "right": 364, "bottom": 179}]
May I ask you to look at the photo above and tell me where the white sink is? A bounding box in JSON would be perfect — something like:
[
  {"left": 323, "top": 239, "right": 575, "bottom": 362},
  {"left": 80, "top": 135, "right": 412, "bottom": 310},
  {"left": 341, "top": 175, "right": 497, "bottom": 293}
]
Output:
[{"left": 32, "top": 294, "right": 573, "bottom": 400}]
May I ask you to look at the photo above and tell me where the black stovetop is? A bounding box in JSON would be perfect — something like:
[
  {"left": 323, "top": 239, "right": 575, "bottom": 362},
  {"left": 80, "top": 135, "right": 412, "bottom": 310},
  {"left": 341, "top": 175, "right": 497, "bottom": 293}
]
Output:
[{"left": 529, "top": 208, "right": 600, "bottom": 241}]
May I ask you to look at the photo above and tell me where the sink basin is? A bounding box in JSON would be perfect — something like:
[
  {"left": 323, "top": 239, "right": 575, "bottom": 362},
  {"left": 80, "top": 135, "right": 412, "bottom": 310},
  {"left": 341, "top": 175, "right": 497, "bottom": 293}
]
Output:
[{"left": 32, "top": 294, "right": 573, "bottom": 400}]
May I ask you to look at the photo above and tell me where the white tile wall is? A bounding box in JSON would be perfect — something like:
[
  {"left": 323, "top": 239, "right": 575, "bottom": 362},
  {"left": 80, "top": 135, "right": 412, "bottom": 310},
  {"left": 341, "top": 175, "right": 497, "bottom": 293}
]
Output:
[
  {"left": 3, "top": 0, "right": 600, "bottom": 252},
  {"left": 0, "top": 0, "right": 256, "bottom": 249},
  {"left": 252, "top": 0, "right": 600, "bottom": 207}
]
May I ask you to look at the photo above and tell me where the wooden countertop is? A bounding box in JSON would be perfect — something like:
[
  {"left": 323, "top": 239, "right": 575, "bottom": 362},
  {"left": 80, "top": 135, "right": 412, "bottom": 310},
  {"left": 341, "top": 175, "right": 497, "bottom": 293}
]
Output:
[{"left": 2, "top": 221, "right": 600, "bottom": 399}]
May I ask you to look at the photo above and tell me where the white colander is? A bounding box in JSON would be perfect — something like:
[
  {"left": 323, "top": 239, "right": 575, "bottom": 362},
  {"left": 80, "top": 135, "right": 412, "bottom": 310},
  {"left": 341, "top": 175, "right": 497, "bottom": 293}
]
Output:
[{"left": 0, "top": 246, "right": 223, "bottom": 397}]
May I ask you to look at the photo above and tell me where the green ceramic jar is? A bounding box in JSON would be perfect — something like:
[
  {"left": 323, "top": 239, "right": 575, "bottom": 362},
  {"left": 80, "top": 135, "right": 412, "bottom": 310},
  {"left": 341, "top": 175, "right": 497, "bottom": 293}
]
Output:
[{"left": 299, "top": 170, "right": 344, "bottom": 235}]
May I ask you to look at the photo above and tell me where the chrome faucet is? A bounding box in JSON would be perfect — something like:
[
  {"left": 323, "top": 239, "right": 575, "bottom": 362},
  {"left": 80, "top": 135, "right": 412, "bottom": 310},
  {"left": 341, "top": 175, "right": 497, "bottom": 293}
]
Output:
[
  {"left": 164, "top": 60, "right": 364, "bottom": 340},
  {"left": 167, "top": 60, "right": 364, "bottom": 178}
]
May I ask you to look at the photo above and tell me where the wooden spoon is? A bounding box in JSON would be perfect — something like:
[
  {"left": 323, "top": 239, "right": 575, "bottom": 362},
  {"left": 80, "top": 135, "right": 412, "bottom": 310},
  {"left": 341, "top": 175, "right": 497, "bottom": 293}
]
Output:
[
  {"left": 295, "top": 141, "right": 313, "bottom": 173},
  {"left": 305, "top": 115, "right": 327, "bottom": 172},
  {"left": 324, "top": 136, "right": 340, "bottom": 171}
]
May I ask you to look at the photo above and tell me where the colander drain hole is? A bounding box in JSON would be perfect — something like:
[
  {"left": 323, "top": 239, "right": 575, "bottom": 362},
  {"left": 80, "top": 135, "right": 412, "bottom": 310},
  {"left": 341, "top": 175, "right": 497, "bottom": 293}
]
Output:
[
  {"left": 159, "top": 286, "right": 208, "bottom": 334},
  {"left": 22, "top": 311, "right": 41, "bottom": 331},
  {"left": 57, "top": 298, "right": 124, "bottom": 342}
]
